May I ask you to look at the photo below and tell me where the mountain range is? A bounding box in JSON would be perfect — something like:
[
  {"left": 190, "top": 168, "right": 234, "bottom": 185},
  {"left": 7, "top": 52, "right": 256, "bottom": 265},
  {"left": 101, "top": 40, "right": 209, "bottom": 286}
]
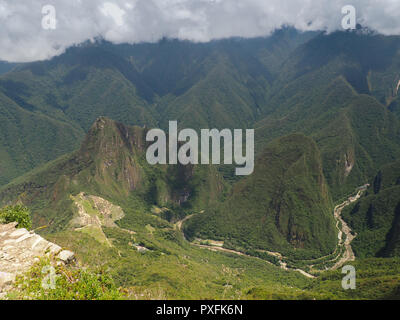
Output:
[{"left": 1, "top": 27, "right": 400, "bottom": 299}]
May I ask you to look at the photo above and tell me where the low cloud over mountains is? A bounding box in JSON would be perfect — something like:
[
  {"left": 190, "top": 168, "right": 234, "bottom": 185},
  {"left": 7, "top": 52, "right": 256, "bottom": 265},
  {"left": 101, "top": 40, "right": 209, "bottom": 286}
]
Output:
[{"left": 1, "top": 0, "right": 400, "bottom": 62}]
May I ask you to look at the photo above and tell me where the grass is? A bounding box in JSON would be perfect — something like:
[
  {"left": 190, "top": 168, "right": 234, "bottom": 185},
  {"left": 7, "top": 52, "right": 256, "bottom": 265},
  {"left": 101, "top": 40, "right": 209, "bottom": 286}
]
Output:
[{"left": 8, "top": 256, "right": 126, "bottom": 300}]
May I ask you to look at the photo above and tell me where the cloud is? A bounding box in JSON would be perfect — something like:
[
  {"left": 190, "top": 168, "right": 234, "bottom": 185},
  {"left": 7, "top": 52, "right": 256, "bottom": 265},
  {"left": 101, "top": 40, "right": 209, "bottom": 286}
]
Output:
[
  {"left": 0, "top": 0, "right": 399, "bottom": 62},
  {"left": 100, "top": 2, "right": 126, "bottom": 27}
]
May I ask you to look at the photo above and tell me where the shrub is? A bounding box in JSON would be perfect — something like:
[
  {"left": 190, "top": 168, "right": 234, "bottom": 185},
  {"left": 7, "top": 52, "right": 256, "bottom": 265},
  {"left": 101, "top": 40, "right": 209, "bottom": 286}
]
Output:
[
  {"left": 10, "top": 257, "right": 126, "bottom": 300},
  {"left": 0, "top": 205, "right": 32, "bottom": 230}
]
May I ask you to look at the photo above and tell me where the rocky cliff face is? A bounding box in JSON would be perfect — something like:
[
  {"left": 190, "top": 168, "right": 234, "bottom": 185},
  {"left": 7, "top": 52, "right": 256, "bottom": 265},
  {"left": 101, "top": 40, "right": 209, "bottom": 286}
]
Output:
[{"left": 0, "top": 223, "right": 74, "bottom": 299}]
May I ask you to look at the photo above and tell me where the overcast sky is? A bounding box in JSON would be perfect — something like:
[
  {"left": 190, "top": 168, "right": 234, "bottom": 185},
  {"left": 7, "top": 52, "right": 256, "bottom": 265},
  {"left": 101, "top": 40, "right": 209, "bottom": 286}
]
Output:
[{"left": 0, "top": 0, "right": 400, "bottom": 62}]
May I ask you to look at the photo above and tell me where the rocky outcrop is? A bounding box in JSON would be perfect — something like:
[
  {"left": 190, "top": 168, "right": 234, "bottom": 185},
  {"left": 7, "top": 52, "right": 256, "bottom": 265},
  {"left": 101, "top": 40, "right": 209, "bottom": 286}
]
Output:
[{"left": 0, "top": 222, "right": 74, "bottom": 298}]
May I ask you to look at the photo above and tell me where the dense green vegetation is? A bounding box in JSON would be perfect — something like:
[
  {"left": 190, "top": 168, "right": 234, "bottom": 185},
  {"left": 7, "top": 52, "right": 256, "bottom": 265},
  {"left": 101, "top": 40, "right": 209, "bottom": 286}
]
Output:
[
  {"left": 0, "top": 28, "right": 316, "bottom": 186},
  {"left": 0, "top": 90, "right": 84, "bottom": 186},
  {"left": 254, "top": 32, "right": 400, "bottom": 199},
  {"left": 8, "top": 257, "right": 125, "bottom": 300},
  {"left": 342, "top": 160, "right": 400, "bottom": 258},
  {"left": 306, "top": 258, "right": 400, "bottom": 300},
  {"left": 0, "top": 118, "right": 223, "bottom": 233},
  {"left": 0, "top": 205, "right": 32, "bottom": 230},
  {"left": 44, "top": 227, "right": 312, "bottom": 300},
  {"left": 1, "top": 28, "right": 400, "bottom": 300},
  {"left": 184, "top": 134, "right": 336, "bottom": 259}
]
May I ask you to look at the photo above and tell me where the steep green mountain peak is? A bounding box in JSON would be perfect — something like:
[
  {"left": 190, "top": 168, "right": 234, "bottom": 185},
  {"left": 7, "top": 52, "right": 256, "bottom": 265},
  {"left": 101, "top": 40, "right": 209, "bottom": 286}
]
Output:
[{"left": 184, "top": 133, "right": 336, "bottom": 260}]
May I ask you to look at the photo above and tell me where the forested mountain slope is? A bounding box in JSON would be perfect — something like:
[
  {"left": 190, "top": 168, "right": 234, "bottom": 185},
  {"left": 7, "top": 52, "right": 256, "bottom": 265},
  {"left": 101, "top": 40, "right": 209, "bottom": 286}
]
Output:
[
  {"left": 184, "top": 134, "right": 336, "bottom": 259},
  {"left": 342, "top": 160, "right": 400, "bottom": 258},
  {"left": 0, "top": 28, "right": 316, "bottom": 186},
  {"left": 1, "top": 29, "right": 400, "bottom": 299}
]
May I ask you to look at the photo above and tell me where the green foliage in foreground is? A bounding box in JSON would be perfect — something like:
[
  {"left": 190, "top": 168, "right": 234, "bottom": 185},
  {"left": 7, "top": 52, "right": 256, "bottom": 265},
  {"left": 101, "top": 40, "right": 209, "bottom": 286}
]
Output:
[
  {"left": 8, "top": 240, "right": 400, "bottom": 300},
  {"left": 0, "top": 205, "right": 32, "bottom": 230},
  {"left": 8, "top": 257, "right": 125, "bottom": 300},
  {"left": 45, "top": 226, "right": 310, "bottom": 300}
]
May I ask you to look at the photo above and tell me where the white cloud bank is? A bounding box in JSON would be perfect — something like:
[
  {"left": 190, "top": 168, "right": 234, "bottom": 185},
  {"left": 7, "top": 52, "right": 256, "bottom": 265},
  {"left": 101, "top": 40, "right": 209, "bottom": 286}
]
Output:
[{"left": 0, "top": 0, "right": 400, "bottom": 62}]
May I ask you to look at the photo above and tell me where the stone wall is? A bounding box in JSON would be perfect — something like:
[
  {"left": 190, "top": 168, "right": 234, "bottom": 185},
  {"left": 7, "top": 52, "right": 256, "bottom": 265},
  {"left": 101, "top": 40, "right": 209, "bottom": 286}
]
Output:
[{"left": 0, "top": 222, "right": 74, "bottom": 298}]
